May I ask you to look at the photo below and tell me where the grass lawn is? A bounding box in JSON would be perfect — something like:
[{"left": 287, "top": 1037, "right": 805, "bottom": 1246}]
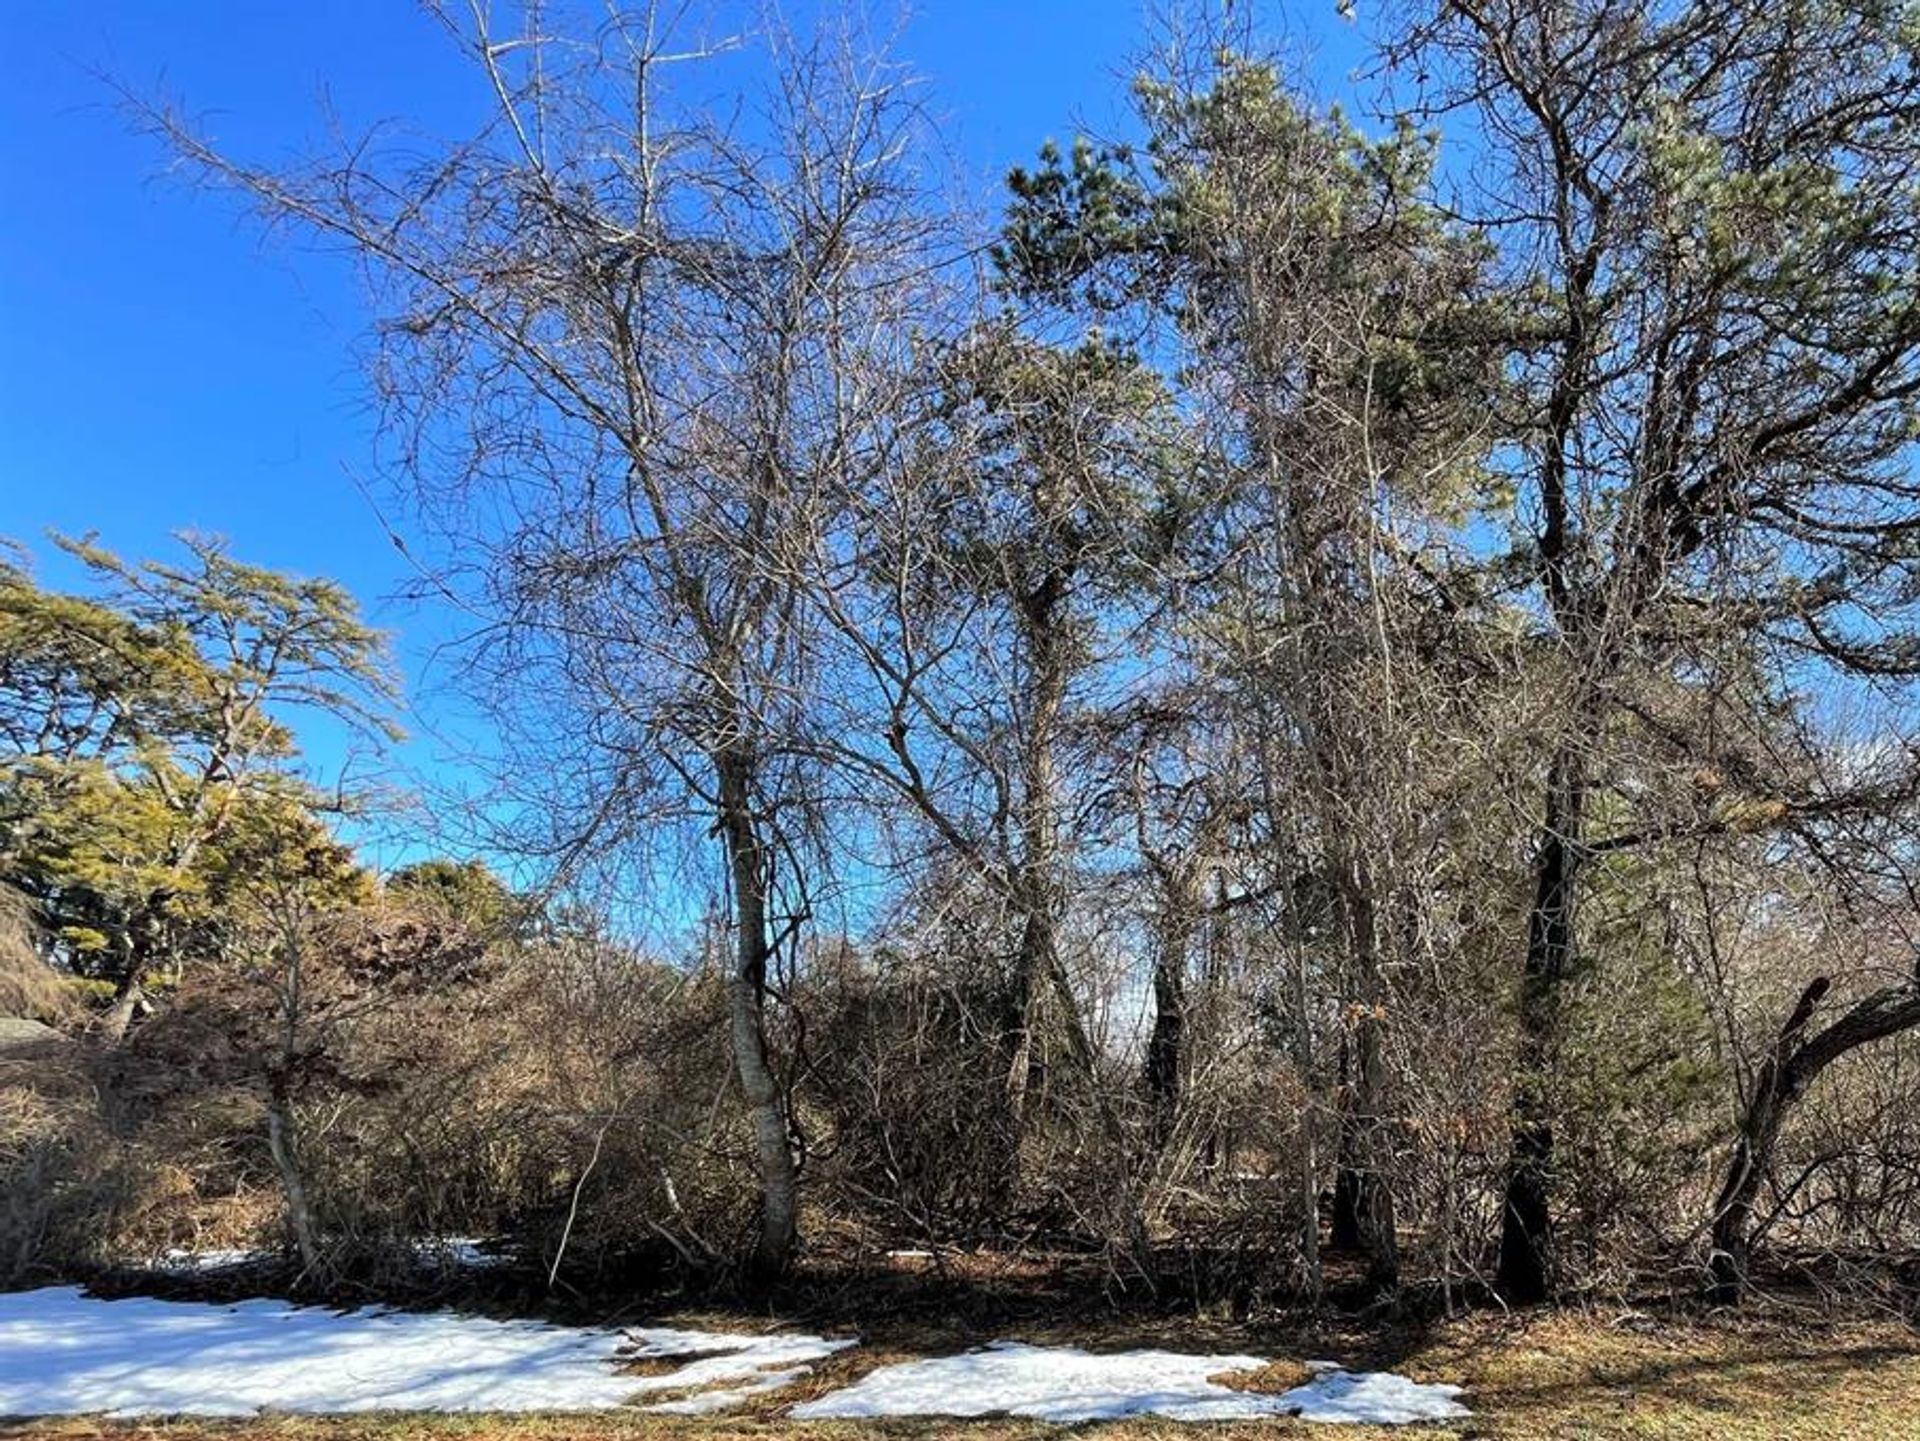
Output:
[{"left": 7, "top": 1306, "right": 1917, "bottom": 1440}]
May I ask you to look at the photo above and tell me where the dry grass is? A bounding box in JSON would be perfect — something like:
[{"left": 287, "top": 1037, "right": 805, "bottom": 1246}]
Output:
[
  {"left": 0, "top": 885, "right": 68, "bottom": 1024},
  {"left": 5, "top": 1306, "right": 1917, "bottom": 1440},
  {"left": 1406, "top": 1308, "right": 1920, "bottom": 1438}
]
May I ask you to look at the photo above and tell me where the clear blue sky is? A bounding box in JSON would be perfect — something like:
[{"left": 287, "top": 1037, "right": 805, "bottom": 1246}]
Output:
[{"left": 1, "top": 1, "right": 1362, "bottom": 845}]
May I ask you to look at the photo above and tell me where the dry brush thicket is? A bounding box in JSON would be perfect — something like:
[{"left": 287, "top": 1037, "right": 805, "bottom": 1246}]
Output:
[{"left": 7, "top": 0, "right": 1920, "bottom": 1315}]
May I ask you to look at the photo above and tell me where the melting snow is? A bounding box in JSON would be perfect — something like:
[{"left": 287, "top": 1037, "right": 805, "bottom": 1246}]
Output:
[
  {"left": 625, "top": 1325, "right": 855, "bottom": 1413},
  {"left": 152, "top": 1247, "right": 261, "bottom": 1274},
  {"left": 147, "top": 1236, "right": 512, "bottom": 1274},
  {"left": 0, "top": 1287, "right": 847, "bottom": 1417},
  {"left": 791, "top": 1341, "right": 1469, "bottom": 1426},
  {"left": 417, "top": 1237, "right": 513, "bottom": 1270},
  {"left": 0, "top": 1288, "right": 1463, "bottom": 1426}
]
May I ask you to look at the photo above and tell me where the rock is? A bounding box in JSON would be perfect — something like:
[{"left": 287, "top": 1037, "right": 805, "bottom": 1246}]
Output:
[{"left": 0, "top": 1015, "right": 67, "bottom": 1049}]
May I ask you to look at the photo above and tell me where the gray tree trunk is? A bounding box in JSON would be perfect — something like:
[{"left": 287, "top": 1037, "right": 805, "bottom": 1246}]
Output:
[
  {"left": 265, "top": 1081, "right": 321, "bottom": 1276},
  {"left": 715, "top": 745, "right": 798, "bottom": 1280},
  {"left": 1009, "top": 571, "right": 1096, "bottom": 1115}
]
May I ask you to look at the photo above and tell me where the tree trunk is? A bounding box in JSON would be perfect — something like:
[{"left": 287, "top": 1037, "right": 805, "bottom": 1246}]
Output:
[
  {"left": 265, "top": 1078, "right": 321, "bottom": 1276},
  {"left": 100, "top": 975, "right": 148, "bottom": 1042},
  {"left": 714, "top": 744, "right": 798, "bottom": 1282},
  {"left": 1709, "top": 973, "right": 1920, "bottom": 1302},
  {"left": 1143, "top": 882, "right": 1192, "bottom": 1144},
  {"left": 100, "top": 903, "right": 166, "bottom": 1042},
  {"left": 1707, "top": 1117, "right": 1774, "bottom": 1304},
  {"left": 1006, "top": 907, "right": 1043, "bottom": 1123},
  {"left": 1329, "top": 1021, "right": 1399, "bottom": 1290},
  {"left": 1330, "top": 1034, "right": 1362, "bottom": 1250},
  {"left": 1497, "top": 745, "right": 1587, "bottom": 1305},
  {"left": 1010, "top": 572, "right": 1092, "bottom": 1118},
  {"left": 1328, "top": 873, "right": 1399, "bottom": 1293},
  {"left": 1294, "top": 929, "right": 1323, "bottom": 1308}
]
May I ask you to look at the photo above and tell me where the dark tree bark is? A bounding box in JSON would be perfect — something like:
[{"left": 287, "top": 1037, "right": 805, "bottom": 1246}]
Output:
[
  {"left": 1143, "top": 892, "right": 1192, "bottom": 1143},
  {"left": 1709, "top": 971, "right": 1920, "bottom": 1302},
  {"left": 1497, "top": 746, "right": 1587, "bottom": 1304},
  {"left": 1329, "top": 1029, "right": 1363, "bottom": 1250},
  {"left": 1329, "top": 1022, "right": 1399, "bottom": 1291},
  {"left": 1326, "top": 873, "right": 1400, "bottom": 1293}
]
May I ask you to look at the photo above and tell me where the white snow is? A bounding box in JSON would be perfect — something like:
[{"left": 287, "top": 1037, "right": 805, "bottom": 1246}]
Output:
[
  {"left": 1282, "top": 1360, "right": 1473, "bottom": 1425},
  {"left": 152, "top": 1248, "right": 260, "bottom": 1274},
  {"left": 0, "top": 1287, "right": 1463, "bottom": 1426},
  {"left": 148, "top": 1236, "right": 512, "bottom": 1274},
  {"left": 791, "top": 1340, "right": 1469, "bottom": 1426},
  {"left": 0, "top": 1287, "right": 847, "bottom": 1417},
  {"left": 624, "top": 1325, "right": 854, "bottom": 1413},
  {"left": 417, "top": 1237, "right": 512, "bottom": 1270}
]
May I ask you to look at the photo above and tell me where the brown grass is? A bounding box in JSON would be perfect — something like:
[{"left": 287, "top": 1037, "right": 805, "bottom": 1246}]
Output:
[
  {"left": 4, "top": 1305, "right": 1917, "bottom": 1440},
  {"left": 0, "top": 885, "right": 69, "bottom": 1024}
]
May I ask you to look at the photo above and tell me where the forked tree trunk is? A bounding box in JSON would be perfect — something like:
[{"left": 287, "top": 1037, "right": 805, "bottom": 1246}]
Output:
[
  {"left": 715, "top": 745, "right": 799, "bottom": 1282},
  {"left": 1143, "top": 879, "right": 1194, "bottom": 1144},
  {"left": 1497, "top": 747, "right": 1587, "bottom": 1305},
  {"left": 1709, "top": 973, "right": 1920, "bottom": 1302}
]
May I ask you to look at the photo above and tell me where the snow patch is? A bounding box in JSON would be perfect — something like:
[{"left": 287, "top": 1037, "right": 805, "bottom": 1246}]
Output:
[
  {"left": 416, "top": 1237, "right": 512, "bottom": 1270},
  {"left": 1278, "top": 1365, "right": 1474, "bottom": 1425},
  {"left": 623, "top": 1325, "right": 854, "bottom": 1411},
  {"left": 152, "top": 1248, "right": 260, "bottom": 1274},
  {"left": 0, "top": 1288, "right": 1459, "bottom": 1426},
  {"left": 791, "top": 1340, "right": 1468, "bottom": 1426},
  {"left": 0, "top": 1287, "right": 847, "bottom": 1417},
  {"left": 145, "top": 1237, "right": 512, "bottom": 1274}
]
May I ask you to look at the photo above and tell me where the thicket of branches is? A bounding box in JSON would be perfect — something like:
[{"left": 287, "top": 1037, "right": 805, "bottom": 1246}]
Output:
[{"left": 6, "top": 0, "right": 1920, "bottom": 1314}]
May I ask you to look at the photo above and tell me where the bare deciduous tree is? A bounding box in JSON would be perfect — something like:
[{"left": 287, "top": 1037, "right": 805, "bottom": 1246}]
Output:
[{"left": 139, "top": 2, "right": 947, "bottom": 1279}]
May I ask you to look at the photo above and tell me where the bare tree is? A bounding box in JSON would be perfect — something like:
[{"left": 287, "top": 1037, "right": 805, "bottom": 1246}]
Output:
[
  {"left": 815, "top": 324, "right": 1184, "bottom": 1144},
  {"left": 138, "top": 1, "right": 947, "bottom": 1279}
]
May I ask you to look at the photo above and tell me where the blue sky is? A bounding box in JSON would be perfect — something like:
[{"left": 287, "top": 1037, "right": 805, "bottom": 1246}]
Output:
[{"left": 1, "top": 1, "right": 1363, "bottom": 857}]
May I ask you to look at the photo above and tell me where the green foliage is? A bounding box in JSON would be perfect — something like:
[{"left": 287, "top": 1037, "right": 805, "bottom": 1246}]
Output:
[
  {"left": 995, "top": 137, "right": 1163, "bottom": 307},
  {"left": 0, "top": 534, "right": 395, "bottom": 997},
  {"left": 387, "top": 857, "right": 525, "bottom": 938},
  {"left": 1552, "top": 854, "right": 1728, "bottom": 1275},
  {"left": 936, "top": 326, "right": 1183, "bottom": 586},
  {"left": 997, "top": 54, "right": 1510, "bottom": 536}
]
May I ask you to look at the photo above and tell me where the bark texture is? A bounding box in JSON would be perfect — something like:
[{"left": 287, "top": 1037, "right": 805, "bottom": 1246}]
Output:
[{"left": 1709, "top": 972, "right": 1920, "bottom": 1301}]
